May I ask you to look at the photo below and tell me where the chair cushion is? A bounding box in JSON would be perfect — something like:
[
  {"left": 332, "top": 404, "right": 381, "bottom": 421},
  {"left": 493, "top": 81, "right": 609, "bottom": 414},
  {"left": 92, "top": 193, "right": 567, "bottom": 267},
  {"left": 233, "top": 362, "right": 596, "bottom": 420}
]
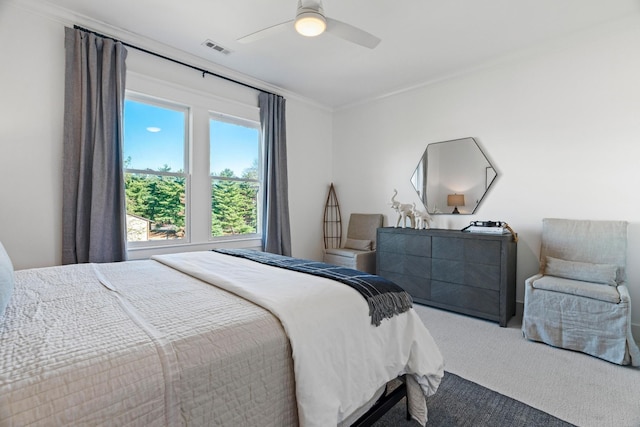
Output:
[
  {"left": 545, "top": 256, "right": 617, "bottom": 286},
  {"left": 531, "top": 275, "right": 620, "bottom": 303},
  {"left": 0, "top": 241, "right": 15, "bottom": 318},
  {"left": 346, "top": 214, "right": 383, "bottom": 250},
  {"left": 344, "top": 238, "right": 372, "bottom": 251},
  {"left": 324, "top": 248, "right": 369, "bottom": 259},
  {"left": 540, "top": 219, "right": 627, "bottom": 283}
]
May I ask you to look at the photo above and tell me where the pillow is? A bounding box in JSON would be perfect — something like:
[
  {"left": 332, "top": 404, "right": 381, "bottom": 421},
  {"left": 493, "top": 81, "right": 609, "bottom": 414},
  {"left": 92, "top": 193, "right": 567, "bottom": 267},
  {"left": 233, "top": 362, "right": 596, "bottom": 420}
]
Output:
[
  {"left": 0, "top": 242, "right": 15, "bottom": 318},
  {"left": 344, "top": 238, "right": 372, "bottom": 251},
  {"left": 544, "top": 256, "right": 617, "bottom": 286}
]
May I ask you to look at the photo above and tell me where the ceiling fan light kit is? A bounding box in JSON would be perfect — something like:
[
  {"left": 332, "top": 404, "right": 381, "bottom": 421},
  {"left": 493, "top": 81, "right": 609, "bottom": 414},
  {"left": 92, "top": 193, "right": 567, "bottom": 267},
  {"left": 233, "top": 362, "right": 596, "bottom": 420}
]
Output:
[
  {"left": 295, "top": 10, "right": 327, "bottom": 37},
  {"left": 237, "top": 0, "right": 380, "bottom": 49}
]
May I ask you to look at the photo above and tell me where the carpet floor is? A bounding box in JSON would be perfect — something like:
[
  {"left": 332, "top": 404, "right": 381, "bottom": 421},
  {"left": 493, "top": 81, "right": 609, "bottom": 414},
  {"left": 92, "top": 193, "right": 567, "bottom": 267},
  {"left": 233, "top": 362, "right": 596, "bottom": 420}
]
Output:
[
  {"left": 411, "top": 305, "right": 640, "bottom": 426},
  {"left": 373, "top": 372, "right": 575, "bottom": 426}
]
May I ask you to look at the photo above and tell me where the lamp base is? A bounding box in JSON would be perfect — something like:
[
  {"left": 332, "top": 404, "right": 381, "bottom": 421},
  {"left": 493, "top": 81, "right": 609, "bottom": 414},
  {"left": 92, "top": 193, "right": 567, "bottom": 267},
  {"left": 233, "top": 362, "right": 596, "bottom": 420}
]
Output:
[{"left": 452, "top": 207, "right": 460, "bottom": 214}]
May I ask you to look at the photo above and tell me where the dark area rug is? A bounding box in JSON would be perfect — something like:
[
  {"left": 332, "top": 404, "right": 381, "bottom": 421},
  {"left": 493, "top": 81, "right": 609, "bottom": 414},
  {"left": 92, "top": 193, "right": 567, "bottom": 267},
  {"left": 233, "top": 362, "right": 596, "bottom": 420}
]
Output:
[{"left": 373, "top": 372, "right": 576, "bottom": 426}]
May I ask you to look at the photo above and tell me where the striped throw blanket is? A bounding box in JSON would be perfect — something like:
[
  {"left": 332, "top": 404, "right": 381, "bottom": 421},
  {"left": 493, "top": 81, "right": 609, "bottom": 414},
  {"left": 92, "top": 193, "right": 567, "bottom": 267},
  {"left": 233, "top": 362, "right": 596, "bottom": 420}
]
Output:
[{"left": 213, "top": 248, "right": 412, "bottom": 326}]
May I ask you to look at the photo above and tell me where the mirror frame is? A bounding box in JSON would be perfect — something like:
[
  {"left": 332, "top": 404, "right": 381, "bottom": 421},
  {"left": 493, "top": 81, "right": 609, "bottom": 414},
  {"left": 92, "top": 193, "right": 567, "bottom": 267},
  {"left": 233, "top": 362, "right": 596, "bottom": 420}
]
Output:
[{"left": 411, "top": 137, "right": 498, "bottom": 215}]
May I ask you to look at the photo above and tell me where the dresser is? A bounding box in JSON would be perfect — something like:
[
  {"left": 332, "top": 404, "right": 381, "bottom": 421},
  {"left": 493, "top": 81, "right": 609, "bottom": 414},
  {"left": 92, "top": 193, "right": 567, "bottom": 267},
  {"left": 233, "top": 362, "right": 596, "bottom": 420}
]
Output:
[{"left": 376, "top": 227, "right": 517, "bottom": 327}]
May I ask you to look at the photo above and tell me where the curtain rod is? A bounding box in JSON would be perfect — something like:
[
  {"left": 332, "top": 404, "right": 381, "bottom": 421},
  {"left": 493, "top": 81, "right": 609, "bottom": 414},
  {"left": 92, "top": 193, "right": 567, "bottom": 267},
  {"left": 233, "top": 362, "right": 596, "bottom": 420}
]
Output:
[{"left": 73, "top": 25, "right": 276, "bottom": 97}]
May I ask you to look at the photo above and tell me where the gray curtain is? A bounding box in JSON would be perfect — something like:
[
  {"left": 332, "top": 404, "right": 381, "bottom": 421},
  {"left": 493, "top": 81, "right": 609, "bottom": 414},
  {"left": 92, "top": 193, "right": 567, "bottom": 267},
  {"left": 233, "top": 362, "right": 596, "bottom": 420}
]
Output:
[
  {"left": 62, "top": 27, "right": 128, "bottom": 264},
  {"left": 259, "top": 92, "right": 292, "bottom": 256}
]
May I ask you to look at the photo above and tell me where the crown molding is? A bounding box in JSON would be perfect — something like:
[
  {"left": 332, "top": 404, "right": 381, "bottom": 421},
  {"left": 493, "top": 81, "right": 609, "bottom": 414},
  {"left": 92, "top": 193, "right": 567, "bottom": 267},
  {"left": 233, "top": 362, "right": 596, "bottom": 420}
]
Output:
[{"left": 8, "top": 0, "right": 333, "bottom": 112}]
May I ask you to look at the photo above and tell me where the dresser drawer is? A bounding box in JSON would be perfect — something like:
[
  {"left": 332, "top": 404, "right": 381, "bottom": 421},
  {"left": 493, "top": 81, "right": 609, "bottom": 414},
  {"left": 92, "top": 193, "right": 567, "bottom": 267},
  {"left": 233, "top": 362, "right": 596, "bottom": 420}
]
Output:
[
  {"left": 378, "top": 230, "right": 431, "bottom": 257},
  {"left": 431, "top": 259, "right": 500, "bottom": 290},
  {"left": 378, "top": 270, "right": 430, "bottom": 301},
  {"left": 378, "top": 252, "right": 430, "bottom": 277},
  {"left": 465, "top": 239, "right": 501, "bottom": 265},
  {"left": 431, "top": 281, "right": 499, "bottom": 316},
  {"left": 433, "top": 236, "right": 501, "bottom": 265}
]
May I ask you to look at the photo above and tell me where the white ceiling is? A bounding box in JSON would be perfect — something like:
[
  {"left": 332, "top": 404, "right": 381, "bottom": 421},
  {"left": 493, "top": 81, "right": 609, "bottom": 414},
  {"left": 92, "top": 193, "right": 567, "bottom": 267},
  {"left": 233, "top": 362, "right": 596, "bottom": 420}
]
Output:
[{"left": 29, "top": 0, "right": 640, "bottom": 108}]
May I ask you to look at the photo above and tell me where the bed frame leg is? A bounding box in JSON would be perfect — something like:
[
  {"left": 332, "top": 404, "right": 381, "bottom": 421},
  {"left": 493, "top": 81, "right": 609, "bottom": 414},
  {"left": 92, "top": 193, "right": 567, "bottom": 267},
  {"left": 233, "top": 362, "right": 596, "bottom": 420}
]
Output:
[
  {"left": 350, "top": 376, "right": 408, "bottom": 427},
  {"left": 405, "top": 389, "right": 411, "bottom": 421}
]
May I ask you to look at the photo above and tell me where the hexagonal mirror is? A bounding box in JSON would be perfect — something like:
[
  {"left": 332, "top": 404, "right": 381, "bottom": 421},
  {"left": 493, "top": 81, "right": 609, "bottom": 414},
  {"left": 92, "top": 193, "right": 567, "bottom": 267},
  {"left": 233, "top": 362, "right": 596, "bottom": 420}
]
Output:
[{"left": 411, "top": 137, "right": 497, "bottom": 215}]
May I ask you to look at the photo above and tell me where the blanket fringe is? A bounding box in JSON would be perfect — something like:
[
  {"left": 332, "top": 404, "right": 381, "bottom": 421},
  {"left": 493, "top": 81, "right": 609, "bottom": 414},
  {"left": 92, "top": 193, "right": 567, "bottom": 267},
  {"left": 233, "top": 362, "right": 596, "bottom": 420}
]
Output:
[{"left": 368, "top": 291, "right": 414, "bottom": 326}]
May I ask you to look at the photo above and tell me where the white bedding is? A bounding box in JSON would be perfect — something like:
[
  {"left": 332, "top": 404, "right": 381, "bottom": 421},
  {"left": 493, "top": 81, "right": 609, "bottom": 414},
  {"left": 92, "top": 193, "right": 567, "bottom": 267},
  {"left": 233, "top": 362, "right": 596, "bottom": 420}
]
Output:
[
  {"left": 0, "top": 251, "right": 444, "bottom": 426},
  {"left": 153, "top": 251, "right": 444, "bottom": 427},
  {"left": 1, "top": 260, "right": 297, "bottom": 426}
]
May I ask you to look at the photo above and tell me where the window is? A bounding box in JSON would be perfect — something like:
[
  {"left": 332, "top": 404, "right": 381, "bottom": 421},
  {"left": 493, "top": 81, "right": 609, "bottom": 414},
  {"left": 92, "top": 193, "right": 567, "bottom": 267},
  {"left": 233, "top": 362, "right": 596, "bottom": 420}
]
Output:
[
  {"left": 210, "top": 116, "right": 261, "bottom": 239},
  {"left": 122, "top": 82, "right": 263, "bottom": 252},
  {"left": 123, "top": 96, "right": 188, "bottom": 244}
]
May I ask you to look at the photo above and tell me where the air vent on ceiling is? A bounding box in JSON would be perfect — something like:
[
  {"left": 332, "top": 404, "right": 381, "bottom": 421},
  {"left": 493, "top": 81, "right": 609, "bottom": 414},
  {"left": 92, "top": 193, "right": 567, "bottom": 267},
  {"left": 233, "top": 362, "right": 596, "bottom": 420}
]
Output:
[{"left": 202, "top": 39, "right": 232, "bottom": 55}]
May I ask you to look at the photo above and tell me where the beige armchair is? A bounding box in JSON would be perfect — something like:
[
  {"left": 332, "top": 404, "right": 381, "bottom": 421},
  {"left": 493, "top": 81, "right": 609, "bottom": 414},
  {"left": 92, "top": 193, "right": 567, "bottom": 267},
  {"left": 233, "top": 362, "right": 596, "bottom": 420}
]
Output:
[
  {"left": 323, "top": 213, "right": 383, "bottom": 274},
  {"left": 522, "top": 218, "right": 640, "bottom": 366}
]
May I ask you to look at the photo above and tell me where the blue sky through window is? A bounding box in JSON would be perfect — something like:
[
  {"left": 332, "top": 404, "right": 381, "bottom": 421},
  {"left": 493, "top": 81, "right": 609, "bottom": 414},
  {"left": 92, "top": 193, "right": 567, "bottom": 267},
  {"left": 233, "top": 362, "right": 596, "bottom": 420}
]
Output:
[
  {"left": 124, "top": 99, "right": 185, "bottom": 172},
  {"left": 124, "top": 99, "right": 259, "bottom": 177},
  {"left": 210, "top": 120, "right": 259, "bottom": 178}
]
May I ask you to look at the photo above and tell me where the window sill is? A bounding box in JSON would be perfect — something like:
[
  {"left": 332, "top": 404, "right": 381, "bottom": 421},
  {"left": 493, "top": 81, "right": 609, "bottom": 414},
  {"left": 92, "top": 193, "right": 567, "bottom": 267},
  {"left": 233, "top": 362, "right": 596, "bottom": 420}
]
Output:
[{"left": 126, "top": 238, "right": 262, "bottom": 261}]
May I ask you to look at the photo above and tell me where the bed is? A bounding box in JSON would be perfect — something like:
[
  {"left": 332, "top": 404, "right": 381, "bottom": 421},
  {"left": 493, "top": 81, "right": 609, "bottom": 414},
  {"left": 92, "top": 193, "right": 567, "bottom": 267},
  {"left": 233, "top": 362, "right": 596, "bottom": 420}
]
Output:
[{"left": 0, "top": 244, "right": 444, "bottom": 426}]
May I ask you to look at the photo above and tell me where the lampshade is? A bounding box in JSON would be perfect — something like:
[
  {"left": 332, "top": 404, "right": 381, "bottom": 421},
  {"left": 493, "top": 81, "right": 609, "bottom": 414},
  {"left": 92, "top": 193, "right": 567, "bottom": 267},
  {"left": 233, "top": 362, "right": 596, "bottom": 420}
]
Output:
[
  {"left": 295, "top": 11, "right": 327, "bottom": 37},
  {"left": 447, "top": 194, "right": 465, "bottom": 207}
]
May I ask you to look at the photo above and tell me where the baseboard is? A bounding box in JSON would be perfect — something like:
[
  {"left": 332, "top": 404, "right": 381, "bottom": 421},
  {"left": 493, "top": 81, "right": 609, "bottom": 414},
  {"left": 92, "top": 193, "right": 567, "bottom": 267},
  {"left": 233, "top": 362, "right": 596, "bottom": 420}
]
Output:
[{"left": 516, "top": 301, "right": 640, "bottom": 345}]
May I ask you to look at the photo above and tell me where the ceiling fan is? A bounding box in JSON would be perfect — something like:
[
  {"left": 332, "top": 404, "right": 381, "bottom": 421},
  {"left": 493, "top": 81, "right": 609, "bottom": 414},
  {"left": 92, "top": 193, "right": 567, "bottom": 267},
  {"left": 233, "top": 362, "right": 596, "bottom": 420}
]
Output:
[{"left": 237, "top": 0, "right": 381, "bottom": 49}]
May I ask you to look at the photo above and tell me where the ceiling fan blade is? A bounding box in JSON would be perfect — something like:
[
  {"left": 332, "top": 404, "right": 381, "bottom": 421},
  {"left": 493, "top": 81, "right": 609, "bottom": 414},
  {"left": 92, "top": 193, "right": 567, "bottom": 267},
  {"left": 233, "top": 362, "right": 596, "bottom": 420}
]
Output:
[
  {"left": 325, "top": 17, "right": 381, "bottom": 49},
  {"left": 237, "top": 20, "right": 294, "bottom": 44}
]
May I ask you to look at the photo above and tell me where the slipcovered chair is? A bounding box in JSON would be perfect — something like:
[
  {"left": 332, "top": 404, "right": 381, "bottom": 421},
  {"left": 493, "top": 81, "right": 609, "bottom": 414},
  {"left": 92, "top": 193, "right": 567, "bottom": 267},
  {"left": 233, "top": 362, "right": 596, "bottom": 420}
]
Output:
[
  {"left": 522, "top": 218, "right": 640, "bottom": 366},
  {"left": 323, "top": 213, "right": 383, "bottom": 274}
]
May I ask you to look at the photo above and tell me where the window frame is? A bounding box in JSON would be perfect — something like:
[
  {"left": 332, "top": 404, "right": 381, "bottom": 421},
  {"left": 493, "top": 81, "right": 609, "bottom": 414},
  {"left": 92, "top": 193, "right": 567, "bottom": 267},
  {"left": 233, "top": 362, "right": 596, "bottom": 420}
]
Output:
[
  {"left": 122, "top": 71, "right": 264, "bottom": 257},
  {"left": 124, "top": 92, "right": 191, "bottom": 248}
]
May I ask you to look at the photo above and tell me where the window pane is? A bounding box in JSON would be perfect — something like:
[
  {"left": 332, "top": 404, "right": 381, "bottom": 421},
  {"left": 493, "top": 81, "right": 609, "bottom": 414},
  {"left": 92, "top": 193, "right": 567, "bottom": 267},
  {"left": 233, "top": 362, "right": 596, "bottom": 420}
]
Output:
[
  {"left": 210, "top": 117, "right": 261, "bottom": 239},
  {"left": 124, "top": 97, "right": 188, "bottom": 244},
  {"left": 211, "top": 179, "right": 258, "bottom": 237},
  {"left": 125, "top": 173, "right": 186, "bottom": 241},
  {"left": 210, "top": 119, "right": 259, "bottom": 178},
  {"left": 124, "top": 99, "right": 185, "bottom": 172}
]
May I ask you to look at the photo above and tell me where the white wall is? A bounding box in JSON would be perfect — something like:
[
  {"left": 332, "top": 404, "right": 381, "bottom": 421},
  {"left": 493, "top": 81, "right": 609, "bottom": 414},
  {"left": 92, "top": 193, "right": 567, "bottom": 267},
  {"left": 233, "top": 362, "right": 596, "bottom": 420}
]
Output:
[
  {"left": 286, "top": 101, "right": 333, "bottom": 259},
  {"left": 2, "top": 1, "right": 639, "bottom": 336},
  {"left": 332, "top": 16, "right": 640, "bottom": 332},
  {"left": 0, "top": 2, "right": 331, "bottom": 269},
  {"left": 0, "top": 3, "right": 65, "bottom": 270}
]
